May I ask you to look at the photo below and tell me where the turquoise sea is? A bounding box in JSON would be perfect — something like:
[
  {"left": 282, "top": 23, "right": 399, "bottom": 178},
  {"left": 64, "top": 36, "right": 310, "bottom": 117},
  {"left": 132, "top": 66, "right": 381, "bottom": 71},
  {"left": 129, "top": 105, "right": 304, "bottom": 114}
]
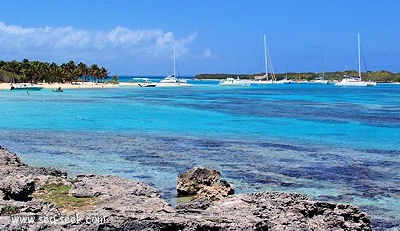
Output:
[{"left": 1, "top": 77, "right": 399, "bottom": 230}]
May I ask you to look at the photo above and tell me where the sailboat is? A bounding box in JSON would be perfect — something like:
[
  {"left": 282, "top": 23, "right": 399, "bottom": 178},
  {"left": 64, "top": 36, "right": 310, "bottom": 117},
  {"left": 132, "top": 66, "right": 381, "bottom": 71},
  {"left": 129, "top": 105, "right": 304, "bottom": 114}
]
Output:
[
  {"left": 250, "top": 34, "right": 276, "bottom": 85},
  {"left": 335, "top": 33, "right": 376, "bottom": 87},
  {"left": 159, "top": 46, "right": 187, "bottom": 85},
  {"left": 311, "top": 58, "right": 333, "bottom": 84},
  {"left": 311, "top": 72, "right": 333, "bottom": 84}
]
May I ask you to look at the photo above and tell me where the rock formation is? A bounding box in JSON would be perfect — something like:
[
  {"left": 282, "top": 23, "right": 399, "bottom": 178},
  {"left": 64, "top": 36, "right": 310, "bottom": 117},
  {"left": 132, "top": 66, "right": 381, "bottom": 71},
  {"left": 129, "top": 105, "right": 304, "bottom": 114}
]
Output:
[
  {"left": 0, "top": 145, "right": 372, "bottom": 230},
  {"left": 176, "top": 167, "right": 234, "bottom": 202}
]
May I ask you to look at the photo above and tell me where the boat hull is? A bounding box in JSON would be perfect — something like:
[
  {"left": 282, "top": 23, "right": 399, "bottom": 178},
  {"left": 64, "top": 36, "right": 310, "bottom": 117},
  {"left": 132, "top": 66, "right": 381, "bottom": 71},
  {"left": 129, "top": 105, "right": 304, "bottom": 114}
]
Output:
[
  {"left": 335, "top": 78, "right": 376, "bottom": 87},
  {"left": 138, "top": 83, "right": 157, "bottom": 87},
  {"left": 11, "top": 84, "right": 43, "bottom": 90}
]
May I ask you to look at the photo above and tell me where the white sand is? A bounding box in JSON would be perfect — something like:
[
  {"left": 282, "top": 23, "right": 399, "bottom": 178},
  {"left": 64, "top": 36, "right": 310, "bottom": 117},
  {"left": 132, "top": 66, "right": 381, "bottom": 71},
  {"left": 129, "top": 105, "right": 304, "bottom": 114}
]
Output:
[{"left": 0, "top": 82, "right": 192, "bottom": 90}]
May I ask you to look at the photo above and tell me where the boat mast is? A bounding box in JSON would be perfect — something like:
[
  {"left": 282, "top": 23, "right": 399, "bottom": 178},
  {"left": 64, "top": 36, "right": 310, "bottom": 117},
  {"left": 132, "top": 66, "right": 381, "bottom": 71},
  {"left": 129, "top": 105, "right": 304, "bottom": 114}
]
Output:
[
  {"left": 358, "top": 32, "right": 361, "bottom": 80},
  {"left": 173, "top": 45, "right": 176, "bottom": 77},
  {"left": 264, "top": 34, "right": 269, "bottom": 81}
]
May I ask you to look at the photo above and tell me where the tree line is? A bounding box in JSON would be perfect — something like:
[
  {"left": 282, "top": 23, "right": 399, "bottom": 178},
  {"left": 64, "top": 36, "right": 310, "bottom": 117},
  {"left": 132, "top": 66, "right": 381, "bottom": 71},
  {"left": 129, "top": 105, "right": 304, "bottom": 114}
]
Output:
[
  {"left": 195, "top": 70, "right": 400, "bottom": 83},
  {"left": 0, "top": 59, "right": 109, "bottom": 83}
]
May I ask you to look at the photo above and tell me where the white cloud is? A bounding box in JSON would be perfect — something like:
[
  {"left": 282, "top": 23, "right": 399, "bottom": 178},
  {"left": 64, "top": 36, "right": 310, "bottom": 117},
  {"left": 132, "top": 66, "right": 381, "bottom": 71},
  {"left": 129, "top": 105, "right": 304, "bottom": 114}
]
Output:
[
  {"left": 201, "top": 49, "right": 214, "bottom": 59},
  {"left": 0, "top": 21, "right": 196, "bottom": 60}
]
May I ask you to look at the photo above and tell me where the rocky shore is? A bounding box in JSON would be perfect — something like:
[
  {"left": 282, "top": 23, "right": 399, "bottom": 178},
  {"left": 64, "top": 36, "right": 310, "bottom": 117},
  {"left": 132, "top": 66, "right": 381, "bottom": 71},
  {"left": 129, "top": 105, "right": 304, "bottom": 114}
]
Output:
[{"left": 0, "top": 145, "right": 371, "bottom": 230}]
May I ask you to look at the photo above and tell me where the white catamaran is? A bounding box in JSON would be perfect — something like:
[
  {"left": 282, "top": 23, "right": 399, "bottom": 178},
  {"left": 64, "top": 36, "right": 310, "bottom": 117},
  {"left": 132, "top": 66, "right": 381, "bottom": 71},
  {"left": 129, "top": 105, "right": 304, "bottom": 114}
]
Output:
[
  {"left": 219, "top": 76, "right": 250, "bottom": 86},
  {"left": 335, "top": 33, "right": 376, "bottom": 87},
  {"left": 159, "top": 46, "right": 187, "bottom": 85}
]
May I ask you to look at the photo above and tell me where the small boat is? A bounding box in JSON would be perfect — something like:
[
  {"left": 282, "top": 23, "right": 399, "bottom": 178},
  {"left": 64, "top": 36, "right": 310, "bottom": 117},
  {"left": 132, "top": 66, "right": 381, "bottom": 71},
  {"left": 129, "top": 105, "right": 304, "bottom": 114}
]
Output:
[
  {"left": 219, "top": 77, "right": 250, "bottom": 86},
  {"left": 275, "top": 78, "right": 293, "bottom": 84},
  {"left": 335, "top": 33, "right": 376, "bottom": 87},
  {"left": 10, "top": 83, "right": 43, "bottom": 90},
  {"left": 52, "top": 87, "right": 63, "bottom": 92},
  {"left": 138, "top": 80, "right": 157, "bottom": 87}
]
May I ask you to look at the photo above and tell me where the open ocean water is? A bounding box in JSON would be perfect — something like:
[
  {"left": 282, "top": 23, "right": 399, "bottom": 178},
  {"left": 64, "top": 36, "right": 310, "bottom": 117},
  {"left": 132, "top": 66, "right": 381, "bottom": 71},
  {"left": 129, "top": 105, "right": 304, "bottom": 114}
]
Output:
[{"left": 0, "top": 78, "right": 399, "bottom": 230}]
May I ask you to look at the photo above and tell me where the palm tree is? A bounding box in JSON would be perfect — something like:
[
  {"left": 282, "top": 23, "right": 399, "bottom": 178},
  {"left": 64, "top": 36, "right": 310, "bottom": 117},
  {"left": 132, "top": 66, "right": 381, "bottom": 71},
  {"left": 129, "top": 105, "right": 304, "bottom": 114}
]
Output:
[
  {"left": 99, "top": 67, "right": 109, "bottom": 83},
  {"left": 60, "top": 60, "right": 78, "bottom": 83},
  {"left": 4, "top": 60, "right": 22, "bottom": 76},
  {"left": 77, "top": 62, "right": 89, "bottom": 82},
  {"left": 47, "top": 62, "right": 59, "bottom": 83},
  {"left": 90, "top": 64, "right": 100, "bottom": 83},
  {"left": 0, "top": 59, "right": 114, "bottom": 84},
  {"left": 30, "top": 60, "right": 45, "bottom": 83}
]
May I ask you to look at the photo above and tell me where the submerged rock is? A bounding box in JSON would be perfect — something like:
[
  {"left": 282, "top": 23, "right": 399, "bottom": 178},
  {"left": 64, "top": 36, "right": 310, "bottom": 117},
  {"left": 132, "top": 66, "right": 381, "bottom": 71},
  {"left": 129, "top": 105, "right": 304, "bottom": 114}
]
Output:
[{"left": 0, "top": 146, "right": 372, "bottom": 230}]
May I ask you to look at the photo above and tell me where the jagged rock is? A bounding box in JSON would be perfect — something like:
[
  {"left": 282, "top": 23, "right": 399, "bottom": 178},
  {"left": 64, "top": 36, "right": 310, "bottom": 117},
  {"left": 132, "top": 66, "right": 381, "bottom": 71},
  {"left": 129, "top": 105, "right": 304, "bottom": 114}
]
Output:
[
  {"left": 202, "top": 192, "right": 371, "bottom": 231},
  {"left": 1, "top": 177, "right": 35, "bottom": 201},
  {"left": 70, "top": 174, "right": 161, "bottom": 199},
  {"left": 175, "top": 197, "right": 212, "bottom": 212},
  {"left": 0, "top": 147, "right": 67, "bottom": 202},
  {"left": 0, "top": 146, "right": 372, "bottom": 230},
  {"left": 176, "top": 167, "right": 221, "bottom": 195},
  {"left": 29, "top": 167, "right": 66, "bottom": 178},
  {"left": 177, "top": 167, "right": 234, "bottom": 203},
  {"left": 192, "top": 179, "right": 234, "bottom": 201},
  {"left": 0, "top": 145, "right": 25, "bottom": 167}
]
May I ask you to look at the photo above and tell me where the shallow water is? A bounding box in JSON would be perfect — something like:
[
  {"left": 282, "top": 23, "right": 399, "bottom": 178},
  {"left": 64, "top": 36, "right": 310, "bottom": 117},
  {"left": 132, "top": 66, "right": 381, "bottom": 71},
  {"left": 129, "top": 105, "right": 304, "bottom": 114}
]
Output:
[{"left": 0, "top": 82, "right": 399, "bottom": 229}]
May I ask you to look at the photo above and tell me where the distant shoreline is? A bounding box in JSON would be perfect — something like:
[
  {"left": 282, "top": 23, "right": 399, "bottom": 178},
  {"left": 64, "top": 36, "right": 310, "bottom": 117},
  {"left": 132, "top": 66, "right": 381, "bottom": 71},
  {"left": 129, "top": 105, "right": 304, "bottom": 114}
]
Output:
[
  {"left": 0, "top": 82, "right": 192, "bottom": 90},
  {"left": 195, "top": 71, "right": 400, "bottom": 83}
]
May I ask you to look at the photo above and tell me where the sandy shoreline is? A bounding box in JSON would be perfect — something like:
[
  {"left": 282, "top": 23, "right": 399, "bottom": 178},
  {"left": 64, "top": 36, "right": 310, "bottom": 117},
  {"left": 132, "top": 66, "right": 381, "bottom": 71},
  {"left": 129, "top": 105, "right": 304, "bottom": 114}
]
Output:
[{"left": 0, "top": 82, "right": 192, "bottom": 90}]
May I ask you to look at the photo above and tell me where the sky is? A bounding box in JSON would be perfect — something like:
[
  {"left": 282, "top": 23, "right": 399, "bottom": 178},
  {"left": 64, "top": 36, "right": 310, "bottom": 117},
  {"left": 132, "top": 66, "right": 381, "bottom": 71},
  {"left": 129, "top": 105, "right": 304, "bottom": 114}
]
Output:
[{"left": 0, "top": 0, "right": 399, "bottom": 76}]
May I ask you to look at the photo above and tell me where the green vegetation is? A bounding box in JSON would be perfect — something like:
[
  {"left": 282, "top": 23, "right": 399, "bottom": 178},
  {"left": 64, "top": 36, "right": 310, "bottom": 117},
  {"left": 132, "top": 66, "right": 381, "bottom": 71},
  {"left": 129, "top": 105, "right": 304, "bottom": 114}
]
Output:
[
  {"left": 108, "top": 75, "right": 119, "bottom": 84},
  {"left": 195, "top": 70, "right": 400, "bottom": 83},
  {"left": 0, "top": 59, "right": 109, "bottom": 83},
  {"left": 34, "top": 183, "right": 96, "bottom": 212}
]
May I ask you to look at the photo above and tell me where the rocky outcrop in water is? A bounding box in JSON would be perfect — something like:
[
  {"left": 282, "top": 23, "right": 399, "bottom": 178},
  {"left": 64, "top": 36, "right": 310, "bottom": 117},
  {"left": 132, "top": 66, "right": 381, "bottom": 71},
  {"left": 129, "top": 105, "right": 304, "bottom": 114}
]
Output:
[
  {"left": 177, "top": 167, "right": 221, "bottom": 195},
  {"left": 177, "top": 167, "right": 234, "bottom": 202},
  {"left": 0, "top": 146, "right": 372, "bottom": 230}
]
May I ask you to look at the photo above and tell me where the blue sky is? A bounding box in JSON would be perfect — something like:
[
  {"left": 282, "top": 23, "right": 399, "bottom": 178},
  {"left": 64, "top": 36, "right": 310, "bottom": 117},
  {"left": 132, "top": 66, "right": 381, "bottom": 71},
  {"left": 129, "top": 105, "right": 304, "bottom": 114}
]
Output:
[{"left": 0, "top": 0, "right": 398, "bottom": 76}]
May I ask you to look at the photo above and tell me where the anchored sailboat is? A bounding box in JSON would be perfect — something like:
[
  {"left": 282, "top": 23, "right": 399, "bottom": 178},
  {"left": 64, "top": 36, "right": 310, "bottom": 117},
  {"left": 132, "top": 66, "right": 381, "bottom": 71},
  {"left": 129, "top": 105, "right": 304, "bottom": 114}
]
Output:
[
  {"left": 250, "top": 34, "right": 277, "bottom": 85},
  {"left": 335, "top": 33, "right": 376, "bottom": 87},
  {"left": 159, "top": 46, "right": 187, "bottom": 85}
]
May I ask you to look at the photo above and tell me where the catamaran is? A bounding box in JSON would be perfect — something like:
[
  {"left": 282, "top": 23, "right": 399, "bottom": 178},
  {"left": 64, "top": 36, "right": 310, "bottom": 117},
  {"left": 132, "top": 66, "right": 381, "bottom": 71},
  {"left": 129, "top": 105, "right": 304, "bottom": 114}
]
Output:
[
  {"left": 311, "top": 73, "right": 333, "bottom": 84},
  {"left": 219, "top": 76, "right": 250, "bottom": 86},
  {"left": 335, "top": 33, "right": 376, "bottom": 87},
  {"left": 159, "top": 46, "right": 187, "bottom": 85}
]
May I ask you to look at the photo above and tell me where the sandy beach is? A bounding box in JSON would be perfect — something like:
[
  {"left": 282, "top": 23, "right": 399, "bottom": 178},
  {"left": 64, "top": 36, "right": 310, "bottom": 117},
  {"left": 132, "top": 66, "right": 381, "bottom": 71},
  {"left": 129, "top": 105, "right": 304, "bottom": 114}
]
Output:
[{"left": 0, "top": 82, "right": 191, "bottom": 90}]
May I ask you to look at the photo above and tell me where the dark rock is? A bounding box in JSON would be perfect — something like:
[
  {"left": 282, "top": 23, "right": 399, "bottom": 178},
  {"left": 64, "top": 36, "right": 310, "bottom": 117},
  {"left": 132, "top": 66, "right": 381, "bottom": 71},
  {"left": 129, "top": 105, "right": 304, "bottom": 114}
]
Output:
[
  {"left": 0, "top": 147, "right": 67, "bottom": 202},
  {"left": 1, "top": 178, "right": 35, "bottom": 201},
  {"left": 31, "top": 167, "right": 66, "bottom": 178},
  {"left": 0, "top": 146, "right": 25, "bottom": 167}
]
